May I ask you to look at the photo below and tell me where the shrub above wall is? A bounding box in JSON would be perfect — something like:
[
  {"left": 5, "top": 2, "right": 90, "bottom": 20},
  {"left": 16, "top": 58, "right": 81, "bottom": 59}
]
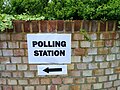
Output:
[{"left": 1, "top": 0, "right": 120, "bottom": 20}]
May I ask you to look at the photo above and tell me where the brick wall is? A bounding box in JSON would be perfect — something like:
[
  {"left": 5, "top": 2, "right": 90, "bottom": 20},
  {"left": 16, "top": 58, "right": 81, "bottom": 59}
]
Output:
[{"left": 0, "top": 20, "right": 120, "bottom": 90}]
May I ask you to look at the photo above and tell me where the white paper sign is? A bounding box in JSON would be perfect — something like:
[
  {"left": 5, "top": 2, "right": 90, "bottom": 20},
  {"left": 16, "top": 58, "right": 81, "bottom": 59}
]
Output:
[
  {"left": 27, "top": 34, "right": 71, "bottom": 64},
  {"left": 37, "top": 65, "right": 67, "bottom": 75}
]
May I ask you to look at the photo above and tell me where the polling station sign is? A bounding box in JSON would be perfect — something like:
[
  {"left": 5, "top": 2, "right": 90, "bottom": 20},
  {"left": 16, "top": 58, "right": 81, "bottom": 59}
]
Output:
[{"left": 27, "top": 34, "right": 71, "bottom": 64}]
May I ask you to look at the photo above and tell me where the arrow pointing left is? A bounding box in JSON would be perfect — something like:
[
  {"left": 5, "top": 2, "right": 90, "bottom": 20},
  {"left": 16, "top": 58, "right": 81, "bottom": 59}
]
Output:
[
  {"left": 43, "top": 67, "right": 62, "bottom": 73},
  {"left": 38, "top": 65, "right": 67, "bottom": 75}
]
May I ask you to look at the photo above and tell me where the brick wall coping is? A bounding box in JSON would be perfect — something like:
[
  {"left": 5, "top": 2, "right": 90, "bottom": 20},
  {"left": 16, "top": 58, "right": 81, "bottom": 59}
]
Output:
[{"left": 1, "top": 20, "right": 119, "bottom": 33}]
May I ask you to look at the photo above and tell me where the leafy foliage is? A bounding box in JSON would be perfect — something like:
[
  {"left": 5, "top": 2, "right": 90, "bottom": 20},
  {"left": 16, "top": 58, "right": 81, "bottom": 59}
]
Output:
[
  {"left": 1, "top": 0, "right": 120, "bottom": 20},
  {"left": 0, "top": 14, "right": 14, "bottom": 31},
  {"left": 1, "top": 0, "right": 49, "bottom": 15},
  {"left": 0, "top": 0, "right": 120, "bottom": 31},
  {"left": 0, "top": 14, "right": 45, "bottom": 31},
  {"left": 43, "top": 0, "right": 120, "bottom": 20}
]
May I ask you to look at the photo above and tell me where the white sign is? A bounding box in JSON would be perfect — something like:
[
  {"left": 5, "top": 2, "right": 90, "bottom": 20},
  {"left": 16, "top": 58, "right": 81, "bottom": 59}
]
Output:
[
  {"left": 37, "top": 65, "right": 67, "bottom": 75},
  {"left": 27, "top": 34, "right": 71, "bottom": 64}
]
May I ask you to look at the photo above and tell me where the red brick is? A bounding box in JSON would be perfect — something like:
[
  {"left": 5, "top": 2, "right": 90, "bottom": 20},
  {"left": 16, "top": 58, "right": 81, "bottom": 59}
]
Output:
[
  {"left": 74, "top": 20, "right": 81, "bottom": 32},
  {"left": 110, "top": 32, "right": 119, "bottom": 39},
  {"left": 73, "top": 33, "right": 84, "bottom": 40},
  {"left": 11, "top": 33, "right": 23, "bottom": 40},
  {"left": 40, "top": 20, "right": 47, "bottom": 32},
  {"left": 29, "top": 78, "right": 40, "bottom": 85},
  {"left": 91, "top": 20, "right": 98, "bottom": 32},
  {"left": 65, "top": 21, "right": 73, "bottom": 32},
  {"left": 20, "top": 42, "right": 27, "bottom": 49},
  {"left": 31, "top": 20, "right": 39, "bottom": 32},
  {"left": 108, "top": 20, "right": 114, "bottom": 31},
  {"left": 100, "top": 21, "right": 106, "bottom": 31},
  {"left": 82, "top": 20, "right": 90, "bottom": 31},
  {"left": 52, "top": 77, "right": 62, "bottom": 84},
  {"left": 24, "top": 21, "right": 30, "bottom": 32},
  {"left": 14, "top": 49, "right": 24, "bottom": 56},
  {"left": 41, "top": 78, "right": 50, "bottom": 84},
  {"left": 7, "top": 28, "right": 14, "bottom": 33},
  {"left": 13, "top": 20, "right": 23, "bottom": 32},
  {"left": 0, "top": 42, "right": 7, "bottom": 48},
  {"left": 57, "top": 20, "right": 64, "bottom": 32},
  {"left": 74, "top": 48, "right": 86, "bottom": 56},
  {"left": 48, "top": 20, "right": 57, "bottom": 32},
  {"left": 100, "top": 32, "right": 110, "bottom": 39},
  {"left": 70, "top": 85, "right": 80, "bottom": 90}
]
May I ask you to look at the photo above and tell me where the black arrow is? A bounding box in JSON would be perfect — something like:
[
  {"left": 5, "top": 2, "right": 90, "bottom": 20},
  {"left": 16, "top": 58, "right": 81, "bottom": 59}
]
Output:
[{"left": 43, "top": 67, "right": 62, "bottom": 73}]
